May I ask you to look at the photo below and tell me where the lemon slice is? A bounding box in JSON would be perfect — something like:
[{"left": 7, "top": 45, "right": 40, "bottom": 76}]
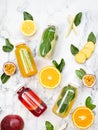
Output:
[{"left": 20, "top": 20, "right": 36, "bottom": 36}]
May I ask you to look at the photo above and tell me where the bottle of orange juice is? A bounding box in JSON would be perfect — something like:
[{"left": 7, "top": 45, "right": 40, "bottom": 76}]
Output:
[
  {"left": 15, "top": 43, "right": 37, "bottom": 77},
  {"left": 52, "top": 84, "right": 77, "bottom": 118}
]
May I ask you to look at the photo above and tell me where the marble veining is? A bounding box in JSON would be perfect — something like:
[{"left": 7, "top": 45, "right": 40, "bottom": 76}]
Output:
[{"left": 0, "top": 0, "right": 98, "bottom": 130}]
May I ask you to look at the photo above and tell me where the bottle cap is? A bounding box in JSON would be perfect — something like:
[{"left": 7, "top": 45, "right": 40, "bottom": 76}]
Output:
[
  {"left": 13, "top": 81, "right": 25, "bottom": 93},
  {"left": 68, "top": 82, "right": 79, "bottom": 88},
  {"left": 14, "top": 40, "right": 26, "bottom": 47}
]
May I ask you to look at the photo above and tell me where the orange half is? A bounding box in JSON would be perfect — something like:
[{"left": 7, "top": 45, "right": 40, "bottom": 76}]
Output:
[
  {"left": 39, "top": 66, "right": 61, "bottom": 89},
  {"left": 72, "top": 106, "right": 94, "bottom": 129},
  {"left": 20, "top": 20, "right": 36, "bottom": 36}
]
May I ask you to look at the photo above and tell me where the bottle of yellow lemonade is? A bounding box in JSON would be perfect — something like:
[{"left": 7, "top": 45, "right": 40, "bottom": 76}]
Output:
[
  {"left": 52, "top": 84, "right": 77, "bottom": 118},
  {"left": 15, "top": 43, "right": 37, "bottom": 77}
]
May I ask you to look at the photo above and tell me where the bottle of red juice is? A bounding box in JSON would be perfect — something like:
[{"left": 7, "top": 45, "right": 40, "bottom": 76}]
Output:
[{"left": 16, "top": 86, "right": 47, "bottom": 117}]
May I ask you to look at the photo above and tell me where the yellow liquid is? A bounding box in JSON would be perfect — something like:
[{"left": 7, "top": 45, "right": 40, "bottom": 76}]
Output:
[
  {"left": 15, "top": 43, "right": 37, "bottom": 77},
  {"left": 52, "top": 85, "right": 77, "bottom": 118}
]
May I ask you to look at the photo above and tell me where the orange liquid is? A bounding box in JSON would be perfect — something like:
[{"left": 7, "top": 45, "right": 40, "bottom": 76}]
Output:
[{"left": 15, "top": 44, "right": 37, "bottom": 77}]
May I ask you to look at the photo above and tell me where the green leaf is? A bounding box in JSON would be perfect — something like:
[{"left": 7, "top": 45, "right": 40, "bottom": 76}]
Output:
[
  {"left": 74, "top": 12, "right": 82, "bottom": 26},
  {"left": 5, "top": 38, "right": 12, "bottom": 46},
  {"left": 23, "top": 11, "right": 33, "bottom": 20},
  {"left": 52, "top": 60, "right": 59, "bottom": 68},
  {"left": 1, "top": 73, "right": 10, "bottom": 84},
  {"left": 70, "top": 44, "right": 79, "bottom": 56},
  {"left": 57, "top": 98, "right": 62, "bottom": 106},
  {"left": 45, "top": 121, "right": 54, "bottom": 130},
  {"left": 39, "top": 41, "right": 51, "bottom": 57},
  {"left": 39, "top": 26, "right": 56, "bottom": 57},
  {"left": 75, "top": 68, "right": 86, "bottom": 80},
  {"left": 43, "top": 26, "right": 55, "bottom": 42},
  {"left": 80, "top": 68, "right": 86, "bottom": 74},
  {"left": 3, "top": 46, "right": 13, "bottom": 52},
  {"left": 58, "top": 59, "right": 65, "bottom": 72},
  {"left": 85, "top": 96, "right": 96, "bottom": 110},
  {"left": 61, "top": 85, "right": 76, "bottom": 97},
  {"left": 87, "top": 32, "right": 96, "bottom": 44},
  {"left": 59, "top": 103, "right": 68, "bottom": 113},
  {"left": 62, "top": 87, "right": 75, "bottom": 104},
  {"left": 52, "top": 58, "right": 65, "bottom": 72},
  {"left": 2, "top": 38, "right": 14, "bottom": 52}
]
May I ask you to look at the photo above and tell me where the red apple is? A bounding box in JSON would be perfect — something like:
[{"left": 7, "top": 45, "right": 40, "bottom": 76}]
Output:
[{"left": 1, "top": 114, "right": 24, "bottom": 130}]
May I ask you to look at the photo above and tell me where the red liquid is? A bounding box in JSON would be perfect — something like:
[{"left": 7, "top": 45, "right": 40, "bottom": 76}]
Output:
[{"left": 17, "top": 87, "right": 47, "bottom": 117}]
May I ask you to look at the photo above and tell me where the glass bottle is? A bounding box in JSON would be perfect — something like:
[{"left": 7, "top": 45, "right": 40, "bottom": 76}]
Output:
[
  {"left": 17, "top": 86, "right": 47, "bottom": 117},
  {"left": 52, "top": 84, "right": 77, "bottom": 118},
  {"left": 15, "top": 43, "right": 37, "bottom": 77}
]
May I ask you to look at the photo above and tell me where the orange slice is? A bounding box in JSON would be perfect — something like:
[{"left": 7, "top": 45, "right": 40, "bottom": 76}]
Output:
[
  {"left": 3, "top": 62, "right": 16, "bottom": 76},
  {"left": 20, "top": 20, "right": 36, "bottom": 36},
  {"left": 39, "top": 66, "right": 61, "bottom": 89},
  {"left": 72, "top": 106, "right": 94, "bottom": 129}
]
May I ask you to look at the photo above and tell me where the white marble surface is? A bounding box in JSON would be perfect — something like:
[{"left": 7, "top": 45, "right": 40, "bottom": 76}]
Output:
[{"left": 0, "top": 0, "right": 98, "bottom": 129}]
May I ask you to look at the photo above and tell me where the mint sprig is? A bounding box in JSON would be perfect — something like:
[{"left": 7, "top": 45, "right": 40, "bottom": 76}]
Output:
[
  {"left": 75, "top": 68, "right": 86, "bottom": 80},
  {"left": 85, "top": 96, "right": 96, "bottom": 110},
  {"left": 52, "top": 58, "right": 65, "bottom": 72},
  {"left": 23, "top": 11, "right": 33, "bottom": 20},
  {"left": 2, "top": 38, "right": 14, "bottom": 52}
]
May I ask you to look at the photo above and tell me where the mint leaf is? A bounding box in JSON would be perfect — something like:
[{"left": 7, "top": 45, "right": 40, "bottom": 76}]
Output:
[
  {"left": 39, "top": 26, "right": 56, "bottom": 57},
  {"left": 58, "top": 59, "right": 65, "bottom": 72},
  {"left": 59, "top": 103, "right": 68, "bottom": 113},
  {"left": 1, "top": 73, "right": 10, "bottom": 84},
  {"left": 52, "top": 58, "right": 65, "bottom": 72},
  {"left": 45, "top": 121, "right": 54, "bottom": 130},
  {"left": 52, "top": 60, "right": 59, "bottom": 68},
  {"left": 2, "top": 38, "right": 14, "bottom": 52},
  {"left": 42, "top": 26, "right": 55, "bottom": 42},
  {"left": 3, "top": 46, "right": 13, "bottom": 52},
  {"left": 85, "top": 96, "right": 96, "bottom": 110},
  {"left": 80, "top": 68, "right": 86, "bottom": 74},
  {"left": 57, "top": 98, "right": 62, "bottom": 106},
  {"left": 23, "top": 11, "right": 33, "bottom": 20},
  {"left": 61, "top": 85, "right": 76, "bottom": 97},
  {"left": 74, "top": 12, "right": 82, "bottom": 26},
  {"left": 75, "top": 68, "right": 86, "bottom": 80},
  {"left": 5, "top": 38, "right": 12, "bottom": 46},
  {"left": 87, "top": 32, "right": 96, "bottom": 44},
  {"left": 39, "top": 41, "right": 51, "bottom": 57},
  {"left": 70, "top": 44, "right": 79, "bottom": 56}
]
